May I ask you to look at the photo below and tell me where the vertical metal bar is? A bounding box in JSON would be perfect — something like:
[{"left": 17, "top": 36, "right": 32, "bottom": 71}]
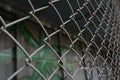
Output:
[
  {"left": 57, "top": 33, "right": 65, "bottom": 80},
  {"left": 12, "top": 21, "right": 17, "bottom": 80},
  {"left": 81, "top": 42, "right": 88, "bottom": 80}
]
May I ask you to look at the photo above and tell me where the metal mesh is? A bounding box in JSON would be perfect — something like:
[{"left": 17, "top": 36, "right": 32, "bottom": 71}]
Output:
[{"left": 0, "top": 0, "right": 120, "bottom": 80}]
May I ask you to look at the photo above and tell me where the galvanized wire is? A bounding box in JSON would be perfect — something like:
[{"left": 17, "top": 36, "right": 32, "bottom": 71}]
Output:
[{"left": 0, "top": 0, "right": 120, "bottom": 80}]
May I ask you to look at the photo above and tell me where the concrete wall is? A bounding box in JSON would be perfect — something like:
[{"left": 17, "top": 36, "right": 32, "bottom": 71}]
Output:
[{"left": 0, "top": 20, "right": 108, "bottom": 80}]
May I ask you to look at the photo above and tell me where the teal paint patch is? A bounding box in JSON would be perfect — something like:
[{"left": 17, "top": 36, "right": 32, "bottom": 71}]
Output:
[
  {"left": 0, "top": 52, "right": 12, "bottom": 61},
  {"left": 21, "top": 44, "right": 71, "bottom": 80},
  {"left": 0, "top": 48, "right": 25, "bottom": 61}
]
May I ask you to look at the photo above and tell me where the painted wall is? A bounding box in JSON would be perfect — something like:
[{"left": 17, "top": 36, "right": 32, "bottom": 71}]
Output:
[{"left": 0, "top": 20, "right": 109, "bottom": 80}]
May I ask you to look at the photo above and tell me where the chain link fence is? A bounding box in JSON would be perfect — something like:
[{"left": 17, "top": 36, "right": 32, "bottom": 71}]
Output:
[{"left": 0, "top": 0, "right": 120, "bottom": 80}]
